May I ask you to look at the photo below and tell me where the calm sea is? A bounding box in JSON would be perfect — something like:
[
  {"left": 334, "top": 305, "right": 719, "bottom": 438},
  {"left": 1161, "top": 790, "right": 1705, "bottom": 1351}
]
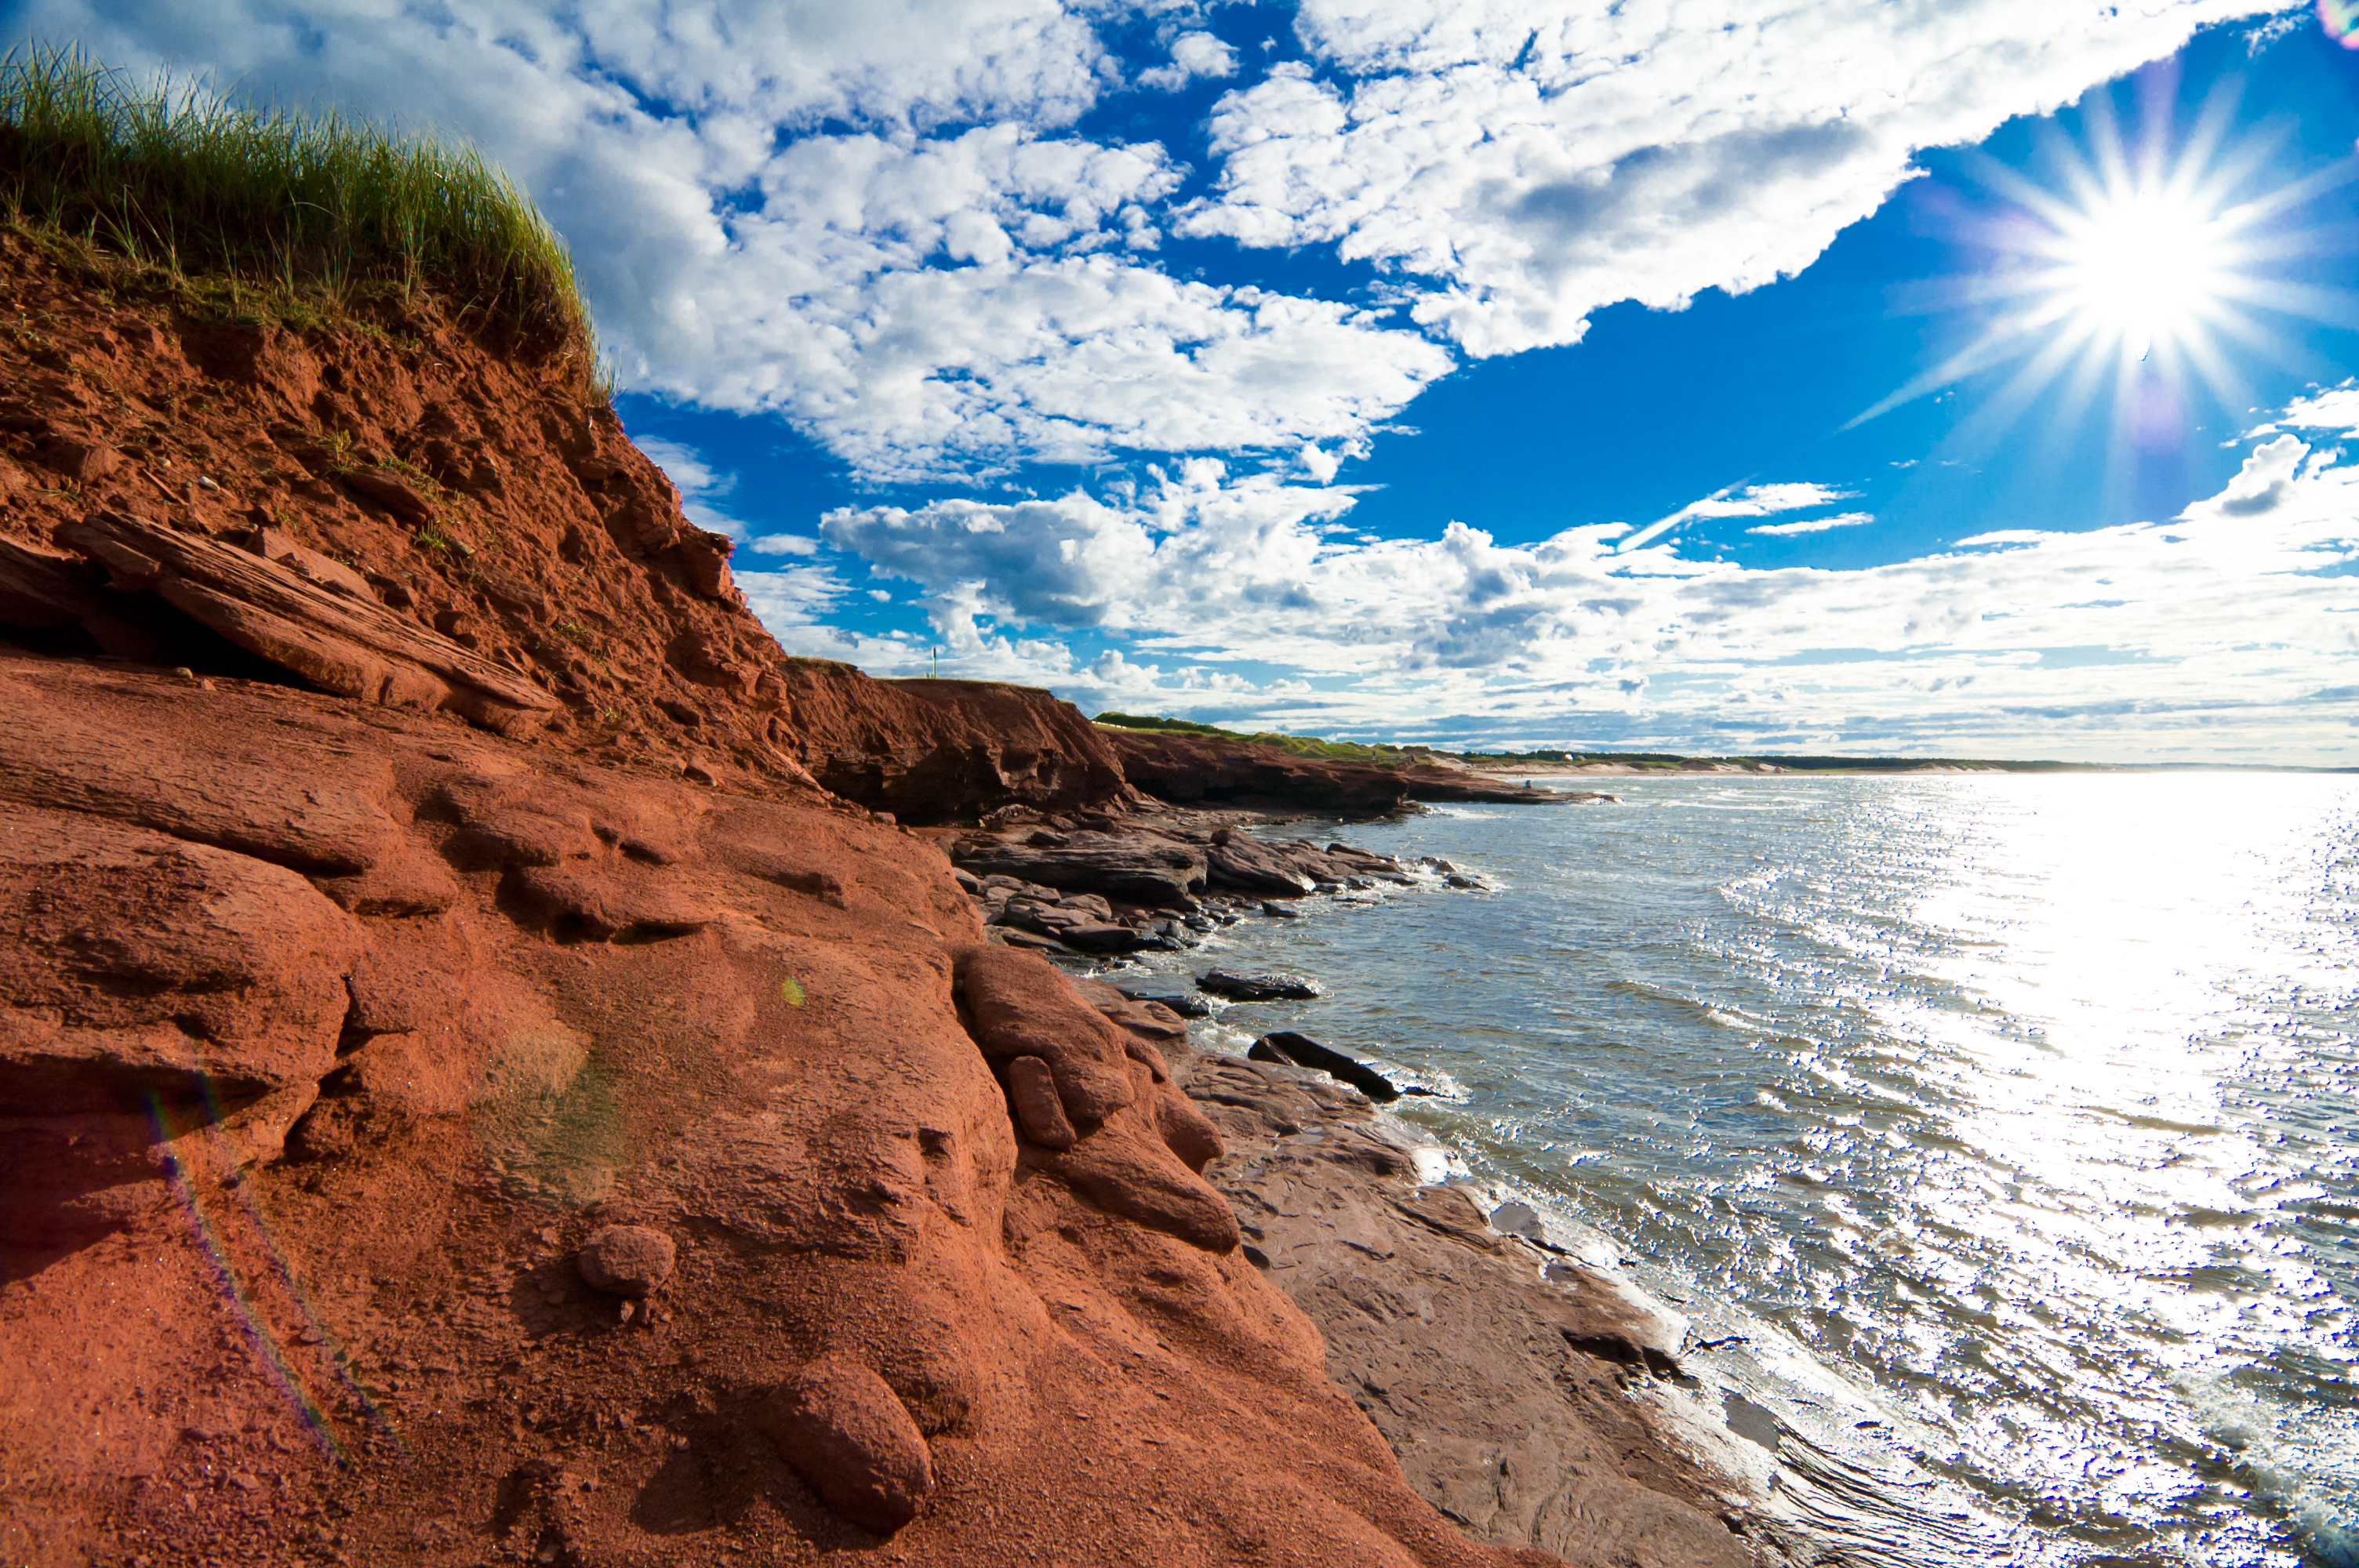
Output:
[{"left": 1130, "top": 774, "right": 2358, "bottom": 1566}]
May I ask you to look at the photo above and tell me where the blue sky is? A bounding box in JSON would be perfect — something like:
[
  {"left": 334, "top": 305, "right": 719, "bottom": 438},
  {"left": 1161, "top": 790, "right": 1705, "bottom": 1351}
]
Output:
[{"left": 12, "top": 1, "right": 2359, "bottom": 760}]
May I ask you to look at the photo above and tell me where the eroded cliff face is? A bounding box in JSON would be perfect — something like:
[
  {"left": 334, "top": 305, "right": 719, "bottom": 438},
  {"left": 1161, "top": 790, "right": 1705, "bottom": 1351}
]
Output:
[
  {"left": 0, "top": 230, "right": 1128, "bottom": 820},
  {"left": 0, "top": 239, "right": 1558, "bottom": 1567},
  {"left": 1103, "top": 728, "right": 1571, "bottom": 811},
  {"left": 782, "top": 672, "right": 1137, "bottom": 825}
]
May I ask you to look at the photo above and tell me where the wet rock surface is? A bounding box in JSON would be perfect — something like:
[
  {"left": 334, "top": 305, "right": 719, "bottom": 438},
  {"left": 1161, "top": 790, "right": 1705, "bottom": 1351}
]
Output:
[
  {"left": 1187, "top": 1053, "right": 1760, "bottom": 1568},
  {"left": 1201, "top": 970, "right": 1326, "bottom": 1002},
  {"left": 1248, "top": 1030, "right": 1410, "bottom": 1103},
  {"left": 936, "top": 809, "right": 1427, "bottom": 959}
]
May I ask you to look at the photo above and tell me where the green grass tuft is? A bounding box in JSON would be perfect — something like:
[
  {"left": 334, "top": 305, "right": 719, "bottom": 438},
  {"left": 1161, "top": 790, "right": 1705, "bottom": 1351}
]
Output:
[
  {"left": 1095, "top": 711, "right": 1413, "bottom": 764},
  {"left": 0, "top": 42, "right": 598, "bottom": 375}
]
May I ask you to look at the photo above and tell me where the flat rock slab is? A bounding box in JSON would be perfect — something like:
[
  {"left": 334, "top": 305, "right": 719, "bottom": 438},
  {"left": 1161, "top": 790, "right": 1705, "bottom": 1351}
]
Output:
[
  {"left": 56, "top": 509, "right": 556, "bottom": 736},
  {"left": 1189, "top": 1051, "right": 1757, "bottom": 1568},
  {"left": 951, "top": 832, "right": 1207, "bottom": 906}
]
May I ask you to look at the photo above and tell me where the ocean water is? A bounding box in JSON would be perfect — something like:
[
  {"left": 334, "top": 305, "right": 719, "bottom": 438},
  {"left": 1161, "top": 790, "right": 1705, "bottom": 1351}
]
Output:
[{"left": 1125, "top": 774, "right": 2359, "bottom": 1566}]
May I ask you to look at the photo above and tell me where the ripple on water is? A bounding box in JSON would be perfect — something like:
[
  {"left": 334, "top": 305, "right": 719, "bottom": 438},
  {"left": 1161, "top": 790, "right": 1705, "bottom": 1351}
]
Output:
[{"left": 1188, "top": 774, "right": 2359, "bottom": 1567}]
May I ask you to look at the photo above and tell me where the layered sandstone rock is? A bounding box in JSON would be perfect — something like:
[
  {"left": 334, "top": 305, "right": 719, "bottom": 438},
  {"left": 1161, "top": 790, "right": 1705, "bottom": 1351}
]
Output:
[
  {"left": 0, "top": 652, "right": 1560, "bottom": 1568},
  {"left": 0, "top": 232, "right": 1139, "bottom": 821}
]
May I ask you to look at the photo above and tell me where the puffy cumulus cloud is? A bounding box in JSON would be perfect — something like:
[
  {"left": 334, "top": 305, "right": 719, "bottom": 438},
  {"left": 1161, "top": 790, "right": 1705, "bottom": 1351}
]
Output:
[
  {"left": 15, "top": 0, "right": 1447, "bottom": 481},
  {"left": 12, "top": 0, "right": 2269, "bottom": 482},
  {"left": 1180, "top": 0, "right": 2277, "bottom": 356},
  {"left": 2186, "top": 434, "right": 2308, "bottom": 519},
  {"left": 1139, "top": 30, "right": 1239, "bottom": 92},
  {"left": 814, "top": 397, "right": 2359, "bottom": 760}
]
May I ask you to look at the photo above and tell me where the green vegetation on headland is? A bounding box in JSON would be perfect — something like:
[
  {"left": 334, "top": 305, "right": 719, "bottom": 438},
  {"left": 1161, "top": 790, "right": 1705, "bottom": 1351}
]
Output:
[
  {"left": 0, "top": 44, "right": 599, "bottom": 377},
  {"left": 1095, "top": 713, "right": 2124, "bottom": 773},
  {"left": 1094, "top": 711, "right": 1423, "bottom": 765}
]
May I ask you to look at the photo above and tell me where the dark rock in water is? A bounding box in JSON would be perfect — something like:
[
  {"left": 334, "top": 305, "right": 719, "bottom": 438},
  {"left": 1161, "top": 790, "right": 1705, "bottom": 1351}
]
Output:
[
  {"left": 1117, "top": 986, "right": 1211, "bottom": 1019},
  {"left": 1199, "top": 969, "right": 1321, "bottom": 1002},
  {"left": 1249, "top": 1031, "right": 1401, "bottom": 1103},
  {"left": 1259, "top": 899, "right": 1302, "bottom": 919},
  {"left": 1443, "top": 873, "right": 1487, "bottom": 891}
]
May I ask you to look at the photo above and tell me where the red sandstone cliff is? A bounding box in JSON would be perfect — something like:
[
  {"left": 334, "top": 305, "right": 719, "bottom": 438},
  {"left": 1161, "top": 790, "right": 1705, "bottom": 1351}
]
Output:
[
  {"left": 0, "top": 232, "right": 1589, "bottom": 1567},
  {"left": 1103, "top": 726, "right": 1576, "bottom": 812},
  {"left": 0, "top": 229, "right": 1132, "bottom": 825}
]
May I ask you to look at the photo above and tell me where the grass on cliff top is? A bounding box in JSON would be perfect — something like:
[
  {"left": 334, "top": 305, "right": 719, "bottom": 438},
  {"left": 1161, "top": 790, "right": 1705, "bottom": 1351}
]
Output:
[
  {"left": 1094, "top": 719, "right": 2074, "bottom": 772},
  {"left": 0, "top": 44, "right": 600, "bottom": 378},
  {"left": 1094, "top": 711, "right": 1417, "bottom": 765}
]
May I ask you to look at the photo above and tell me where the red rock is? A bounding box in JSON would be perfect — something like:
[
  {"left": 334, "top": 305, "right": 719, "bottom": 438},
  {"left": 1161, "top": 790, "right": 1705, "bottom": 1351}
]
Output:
[
  {"left": 34, "top": 436, "right": 121, "bottom": 483},
  {"left": 180, "top": 321, "right": 318, "bottom": 407},
  {"left": 340, "top": 466, "right": 434, "bottom": 524},
  {"left": 0, "top": 802, "right": 358, "bottom": 1240},
  {"left": 55, "top": 508, "right": 558, "bottom": 736},
  {"left": 758, "top": 1357, "right": 934, "bottom": 1534},
  {"left": 1004, "top": 1056, "right": 1078, "bottom": 1149},
  {"left": 954, "top": 946, "right": 1136, "bottom": 1131},
  {"left": 672, "top": 528, "right": 735, "bottom": 599},
  {"left": 576, "top": 1225, "right": 677, "bottom": 1297},
  {"left": 245, "top": 525, "right": 373, "bottom": 600}
]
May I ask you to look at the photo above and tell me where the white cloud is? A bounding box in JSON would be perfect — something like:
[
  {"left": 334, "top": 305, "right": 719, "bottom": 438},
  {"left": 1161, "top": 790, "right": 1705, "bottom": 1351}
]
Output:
[
  {"left": 2270, "top": 381, "right": 2359, "bottom": 432},
  {"left": 737, "top": 564, "right": 853, "bottom": 629},
  {"left": 11, "top": 0, "right": 2275, "bottom": 484},
  {"left": 1180, "top": 0, "right": 2277, "bottom": 356},
  {"left": 1622, "top": 480, "right": 1859, "bottom": 550},
  {"left": 1748, "top": 511, "right": 1877, "bottom": 537},
  {"left": 1138, "top": 30, "right": 1238, "bottom": 92},
  {"left": 2186, "top": 434, "right": 2307, "bottom": 519},
  {"left": 809, "top": 391, "right": 2359, "bottom": 760}
]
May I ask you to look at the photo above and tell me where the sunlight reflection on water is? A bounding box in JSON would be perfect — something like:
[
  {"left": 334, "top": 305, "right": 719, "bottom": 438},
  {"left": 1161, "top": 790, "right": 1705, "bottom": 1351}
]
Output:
[{"left": 1175, "top": 774, "right": 2358, "bottom": 1566}]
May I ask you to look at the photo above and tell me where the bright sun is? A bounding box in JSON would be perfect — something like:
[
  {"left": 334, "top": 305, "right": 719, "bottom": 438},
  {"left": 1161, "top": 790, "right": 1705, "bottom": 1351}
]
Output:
[
  {"left": 2050, "top": 191, "right": 2229, "bottom": 361},
  {"left": 1844, "top": 85, "right": 2333, "bottom": 442}
]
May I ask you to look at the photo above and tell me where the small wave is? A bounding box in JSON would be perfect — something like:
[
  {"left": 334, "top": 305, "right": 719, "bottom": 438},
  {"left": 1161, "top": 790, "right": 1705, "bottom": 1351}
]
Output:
[{"left": 2175, "top": 1370, "right": 2359, "bottom": 1568}]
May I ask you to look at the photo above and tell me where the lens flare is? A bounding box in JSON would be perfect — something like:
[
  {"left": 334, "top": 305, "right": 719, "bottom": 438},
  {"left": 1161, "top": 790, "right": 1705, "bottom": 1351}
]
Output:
[{"left": 2321, "top": 0, "right": 2359, "bottom": 49}]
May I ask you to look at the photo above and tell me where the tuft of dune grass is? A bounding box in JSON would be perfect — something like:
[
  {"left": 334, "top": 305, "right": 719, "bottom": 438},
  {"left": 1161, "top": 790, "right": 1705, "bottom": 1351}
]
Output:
[{"left": 0, "top": 42, "right": 604, "bottom": 389}]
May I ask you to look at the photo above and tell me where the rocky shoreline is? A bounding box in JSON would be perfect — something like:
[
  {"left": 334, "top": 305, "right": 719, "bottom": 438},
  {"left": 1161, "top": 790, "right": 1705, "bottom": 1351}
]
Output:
[{"left": 0, "top": 227, "right": 1848, "bottom": 1568}]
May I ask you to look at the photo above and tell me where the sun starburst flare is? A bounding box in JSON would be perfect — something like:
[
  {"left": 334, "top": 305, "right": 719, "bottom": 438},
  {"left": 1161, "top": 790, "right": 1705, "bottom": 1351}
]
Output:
[{"left": 1848, "top": 80, "right": 2358, "bottom": 450}]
